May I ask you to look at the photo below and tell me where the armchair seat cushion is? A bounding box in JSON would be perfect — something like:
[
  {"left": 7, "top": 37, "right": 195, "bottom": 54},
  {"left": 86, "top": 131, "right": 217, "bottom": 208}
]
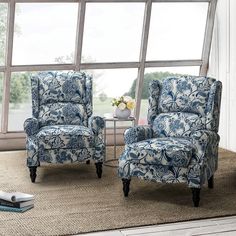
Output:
[
  {"left": 124, "top": 137, "right": 194, "bottom": 167},
  {"left": 37, "top": 125, "right": 94, "bottom": 149}
]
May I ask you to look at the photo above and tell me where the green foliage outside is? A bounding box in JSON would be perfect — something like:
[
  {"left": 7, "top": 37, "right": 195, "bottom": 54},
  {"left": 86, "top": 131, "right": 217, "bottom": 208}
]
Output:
[
  {"left": 0, "top": 71, "right": 31, "bottom": 108},
  {"left": 125, "top": 71, "right": 182, "bottom": 99},
  {"left": 10, "top": 73, "right": 31, "bottom": 107},
  {"left": 0, "top": 72, "right": 31, "bottom": 108}
]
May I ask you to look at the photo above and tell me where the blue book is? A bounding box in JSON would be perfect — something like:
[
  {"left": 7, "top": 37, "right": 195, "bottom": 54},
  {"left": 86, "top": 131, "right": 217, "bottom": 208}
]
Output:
[
  {"left": 0, "top": 199, "right": 34, "bottom": 208},
  {"left": 0, "top": 204, "right": 34, "bottom": 213}
]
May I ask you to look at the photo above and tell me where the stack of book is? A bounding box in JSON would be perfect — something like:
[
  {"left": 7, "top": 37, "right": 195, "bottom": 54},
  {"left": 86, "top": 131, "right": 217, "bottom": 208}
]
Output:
[{"left": 0, "top": 191, "right": 34, "bottom": 212}]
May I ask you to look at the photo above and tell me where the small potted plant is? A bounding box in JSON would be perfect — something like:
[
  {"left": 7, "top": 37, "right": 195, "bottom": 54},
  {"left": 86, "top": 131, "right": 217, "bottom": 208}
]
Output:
[{"left": 111, "top": 96, "right": 135, "bottom": 119}]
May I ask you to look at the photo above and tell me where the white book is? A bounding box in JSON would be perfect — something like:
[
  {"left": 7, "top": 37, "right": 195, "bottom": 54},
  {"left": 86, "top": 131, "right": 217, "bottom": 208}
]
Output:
[{"left": 0, "top": 191, "right": 34, "bottom": 203}]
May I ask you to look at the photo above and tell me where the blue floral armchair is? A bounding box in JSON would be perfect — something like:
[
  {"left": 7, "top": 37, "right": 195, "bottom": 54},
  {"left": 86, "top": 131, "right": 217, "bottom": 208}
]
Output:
[
  {"left": 24, "top": 71, "right": 105, "bottom": 182},
  {"left": 118, "top": 76, "right": 222, "bottom": 207}
]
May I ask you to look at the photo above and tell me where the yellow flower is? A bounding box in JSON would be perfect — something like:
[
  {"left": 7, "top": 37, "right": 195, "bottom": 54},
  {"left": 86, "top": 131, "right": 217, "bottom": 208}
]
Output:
[{"left": 127, "top": 100, "right": 135, "bottom": 110}]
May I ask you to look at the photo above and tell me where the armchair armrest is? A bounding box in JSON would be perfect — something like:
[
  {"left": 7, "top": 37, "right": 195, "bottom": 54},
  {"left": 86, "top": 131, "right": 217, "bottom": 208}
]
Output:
[
  {"left": 24, "top": 118, "right": 39, "bottom": 136},
  {"left": 190, "top": 129, "right": 220, "bottom": 162},
  {"left": 88, "top": 116, "right": 105, "bottom": 135},
  {"left": 124, "top": 125, "right": 153, "bottom": 145}
]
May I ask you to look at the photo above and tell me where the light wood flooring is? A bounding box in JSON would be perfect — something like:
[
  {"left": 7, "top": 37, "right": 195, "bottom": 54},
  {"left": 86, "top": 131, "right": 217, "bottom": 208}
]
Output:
[{"left": 78, "top": 216, "right": 236, "bottom": 236}]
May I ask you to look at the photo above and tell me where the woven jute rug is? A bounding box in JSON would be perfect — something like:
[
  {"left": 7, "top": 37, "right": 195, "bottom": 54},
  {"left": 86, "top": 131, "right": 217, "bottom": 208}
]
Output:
[{"left": 0, "top": 147, "right": 236, "bottom": 236}]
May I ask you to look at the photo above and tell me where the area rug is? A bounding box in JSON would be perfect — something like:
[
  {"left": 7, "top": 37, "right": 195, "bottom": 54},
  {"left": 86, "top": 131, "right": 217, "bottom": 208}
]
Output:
[{"left": 0, "top": 147, "right": 236, "bottom": 236}]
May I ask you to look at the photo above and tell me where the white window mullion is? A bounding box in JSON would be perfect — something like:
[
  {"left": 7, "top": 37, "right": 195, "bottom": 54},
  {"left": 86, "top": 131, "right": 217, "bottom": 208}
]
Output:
[
  {"left": 85, "top": 0, "right": 209, "bottom": 2},
  {"left": 74, "top": 0, "right": 86, "bottom": 71},
  {"left": 80, "top": 62, "right": 140, "bottom": 70},
  {"left": 10, "top": 64, "right": 76, "bottom": 72},
  {"left": 134, "top": 0, "right": 152, "bottom": 125},
  {"left": 145, "top": 60, "right": 203, "bottom": 68},
  {"left": 1, "top": 1, "right": 15, "bottom": 134},
  {"left": 8, "top": 60, "right": 202, "bottom": 72},
  {"left": 152, "top": 0, "right": 210, "bottom": 2},
  {"left": 200, "top": 0, "right": 217, "bottom": 75},
  {"left": 16, "top": 0, "right": 77, "bottom": 2}
]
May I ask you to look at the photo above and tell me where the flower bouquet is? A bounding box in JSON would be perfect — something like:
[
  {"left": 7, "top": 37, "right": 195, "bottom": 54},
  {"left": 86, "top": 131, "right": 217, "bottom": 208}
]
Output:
[{"left": 111, "top": 96, "right": 135, "bottom": 119}]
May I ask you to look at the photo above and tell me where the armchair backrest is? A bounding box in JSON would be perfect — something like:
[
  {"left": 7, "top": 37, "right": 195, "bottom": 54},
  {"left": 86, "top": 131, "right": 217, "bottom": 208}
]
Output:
[
  {"left": 148, "top": 76, "right": 222, "bottom": 132},
  {"left": 31, "top": 71, "right": 92, "bottom": 128}
]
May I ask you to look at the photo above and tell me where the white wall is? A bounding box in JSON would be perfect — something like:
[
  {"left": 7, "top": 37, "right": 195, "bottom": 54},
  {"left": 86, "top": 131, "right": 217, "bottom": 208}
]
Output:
[{"left": 208, "top": 0, "right": 236, "bottom": 152}]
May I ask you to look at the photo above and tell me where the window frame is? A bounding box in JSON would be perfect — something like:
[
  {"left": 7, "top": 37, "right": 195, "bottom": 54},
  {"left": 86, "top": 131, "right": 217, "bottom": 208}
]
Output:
[{"left": 0, "top": 0, "right": 217, "bottom": 149}]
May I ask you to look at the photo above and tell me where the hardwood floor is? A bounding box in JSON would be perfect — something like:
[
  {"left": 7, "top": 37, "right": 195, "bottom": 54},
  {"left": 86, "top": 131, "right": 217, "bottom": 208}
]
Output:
[{"left": 78, "top": 216, "right": 236, "bottom": 236}]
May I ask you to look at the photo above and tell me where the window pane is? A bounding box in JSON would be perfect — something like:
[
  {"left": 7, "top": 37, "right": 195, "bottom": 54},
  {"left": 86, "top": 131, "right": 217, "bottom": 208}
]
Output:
[
  {"left": 0, "top": 73, "right": 3, "bottom": 131},
  {"left": 0, "top": 3, "right": 7, "bottom": 65},
  {"left": 139, "top": 66, "right": 200, "bottom": 125},
  {"left": 8, "top": 72, "right": 32, "bottom": 131},
  {"left": 12, "top": 3, "right": 78, "bottom": 65},
  {"left": 84, "top": 69, "right": 138, "bottom": 125},
  {"left": 147, "top": 3, "right": 208, "bottom": 60},
  {"left": 82, "top": 3, "right": 145, "bottom": 63}
]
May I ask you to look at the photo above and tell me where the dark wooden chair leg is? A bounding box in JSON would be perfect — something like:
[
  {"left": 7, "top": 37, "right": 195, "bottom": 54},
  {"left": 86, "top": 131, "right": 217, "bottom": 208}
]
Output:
[
  {"left": 86, "top": 160, "right": 90, "bottom": 165},
  {"left": 95, "top": 162, "right": 103, "bottom": 178},
  {"left": 208, "top": 175, "right": 214, "bottom": 189},
  {"left": 29, "top": 167, "right": 37, "bottom": 183},
  {"left": 191, "top": 188, "right": 201, "bottom": 207},
  {"left": 122, "top": 178, "right": 131, "bottom": 197}
]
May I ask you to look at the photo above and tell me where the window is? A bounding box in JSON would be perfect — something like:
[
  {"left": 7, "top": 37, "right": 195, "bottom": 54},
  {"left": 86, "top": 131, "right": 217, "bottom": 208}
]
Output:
[
  {"left": 0, "top": 3, "right": 7, "bottom": 66},
  {"left": 0, "top": 0, "right": 216, "bottom": 146},
  {"left": 139, "top": 66, "right": 200, "bottom": 125},
  {"left": 12, "top": 3, "right": 78, "bottom": 65},
  {"left": 82, "top": 3, "right": 145, "bottom": 63},
  {"left": 147, "top": 3, "right": 208, "bottom": 60}
]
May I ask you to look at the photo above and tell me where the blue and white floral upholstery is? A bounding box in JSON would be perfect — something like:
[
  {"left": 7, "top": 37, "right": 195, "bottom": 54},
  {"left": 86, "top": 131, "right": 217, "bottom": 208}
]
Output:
[
  {"left": 118, "top": 76, "right": 222, "bottom": 207},
  {"left": 24, "top": 71, "right": 105, "bottom": 182}
]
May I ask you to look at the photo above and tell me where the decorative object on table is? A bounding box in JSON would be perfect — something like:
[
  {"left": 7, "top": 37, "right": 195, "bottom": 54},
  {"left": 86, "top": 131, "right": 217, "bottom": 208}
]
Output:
[
  {"left": 112, "top": 96, "right": 135, "bottom": 119},
  {"left": 118, "top": 76, "right": 222, "bottom": 207},
  {"left": 24, "top": 71, "right": 105, "bottom": 182},
  {"left": 0, "top": 191, "right": 34, "bottom": 212}
]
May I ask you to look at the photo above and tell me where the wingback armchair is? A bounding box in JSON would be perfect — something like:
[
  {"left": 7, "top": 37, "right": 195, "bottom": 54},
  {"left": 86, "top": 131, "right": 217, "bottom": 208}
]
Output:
[
  {"left": 24, "top": 71, "right": 105, "bottom": 182},
  {"left": 118, "top": 76, "right": 222, "bottom": 207}
]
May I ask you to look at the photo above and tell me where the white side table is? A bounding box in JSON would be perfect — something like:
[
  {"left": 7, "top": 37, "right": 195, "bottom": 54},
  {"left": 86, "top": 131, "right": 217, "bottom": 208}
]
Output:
[{"left": 103, "top": 116, "right": 135, "bottom": 167}]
